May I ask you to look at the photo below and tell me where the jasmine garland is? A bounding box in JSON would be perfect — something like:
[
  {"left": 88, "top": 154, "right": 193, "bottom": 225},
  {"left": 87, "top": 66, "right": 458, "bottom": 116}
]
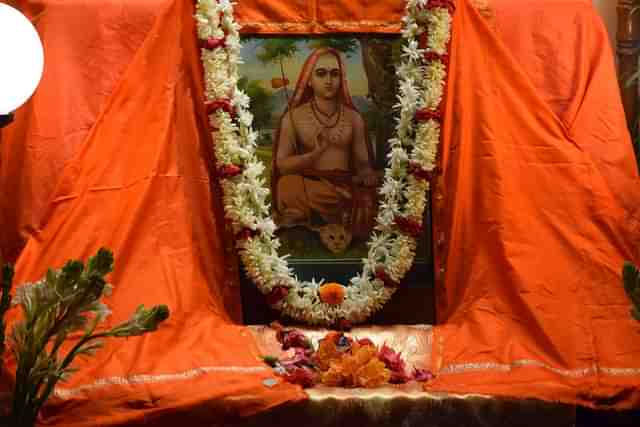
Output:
[{"left": 194, "top": 0, "right": 454, "bottom": 326}]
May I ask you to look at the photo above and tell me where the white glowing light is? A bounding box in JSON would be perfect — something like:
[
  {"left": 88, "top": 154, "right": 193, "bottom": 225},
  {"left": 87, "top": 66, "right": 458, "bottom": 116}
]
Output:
[{"left": 0, "top": 4, "right": 44, "bottom": 114}]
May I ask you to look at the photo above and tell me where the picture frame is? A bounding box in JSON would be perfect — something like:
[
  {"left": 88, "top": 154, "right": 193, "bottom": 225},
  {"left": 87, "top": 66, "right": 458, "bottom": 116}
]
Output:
[{"left": 237, "top": 35, "right": 435, "bottom": 324}]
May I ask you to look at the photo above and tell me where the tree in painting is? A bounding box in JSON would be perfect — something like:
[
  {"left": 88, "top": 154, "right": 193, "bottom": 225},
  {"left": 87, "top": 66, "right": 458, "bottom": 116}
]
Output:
[{"left": 256, "top": 38, "right": 300, "bottom": 102}]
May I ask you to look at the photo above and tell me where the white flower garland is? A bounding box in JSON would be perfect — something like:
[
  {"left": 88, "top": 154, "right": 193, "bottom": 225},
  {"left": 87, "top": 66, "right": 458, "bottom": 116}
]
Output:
[{"left": 194, "top": 0, "right": 454, "bottom": 326}]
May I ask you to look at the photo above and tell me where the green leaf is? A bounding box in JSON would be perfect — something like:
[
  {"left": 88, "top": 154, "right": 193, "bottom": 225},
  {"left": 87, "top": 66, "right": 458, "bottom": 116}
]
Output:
[
  {"left": 262, "top": 355, "right": 280, "bottom": 367},
  {"left": 86, "top": 248, "right": 114, "bottom": 277},
  {"left": 61, "top": 260, "right": 84, "bottom": 282},
  {"left": 2, "top": 264, "right": 14, "bottom": 290},
  {"left": 46, "top": 268, "right": 57, "bottom": 289},
  {"left": 622, "top": 261, "right": 640, "bottom": 306},
  {"left": 632, "top": 307, "right": 640, "bottom": 323},
  {"left": 256, "top": 38, "right": 299, "bottom": 65}
]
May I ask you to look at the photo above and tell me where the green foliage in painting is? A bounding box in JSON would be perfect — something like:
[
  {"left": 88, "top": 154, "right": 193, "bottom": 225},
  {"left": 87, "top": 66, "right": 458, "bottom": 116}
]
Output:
[
  {"left": 256, "top": 38, "right": 300, "bottom": 66},
  {"left": 238, "top": 76, "right": 275, "bottom": 132},
  {"left": 307, "top": 38, "right": 359, "bottom": 57}
]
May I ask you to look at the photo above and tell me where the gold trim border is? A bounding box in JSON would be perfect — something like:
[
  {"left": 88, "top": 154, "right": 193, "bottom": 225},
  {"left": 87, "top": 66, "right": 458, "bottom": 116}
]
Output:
[
  {"left": 238, "top": 20, "right": 402, "bottom": 34},
  {"left": 438, "top": 359, "right": 640, "bottom": 378},
  {"left": 53, "top": 366, "right": 269, "bottom": 400},
  {"left": 49, "top": 360, "right": 640, "bottom": 401}
]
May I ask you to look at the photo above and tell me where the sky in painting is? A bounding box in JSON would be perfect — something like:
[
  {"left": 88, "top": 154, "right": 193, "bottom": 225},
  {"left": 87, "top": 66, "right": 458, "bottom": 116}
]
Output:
[{"left": 239, "top": 38, "right": 369, "bottom": 98}]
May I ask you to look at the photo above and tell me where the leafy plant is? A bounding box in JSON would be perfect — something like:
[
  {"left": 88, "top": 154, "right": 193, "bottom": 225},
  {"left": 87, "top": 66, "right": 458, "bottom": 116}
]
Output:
[
  {"left": 0, "top": 248, "right": 169, "bottom": 427},
  {"left": 623, "top": 261, "right": 640, "bottom": 322},
  {"left": 0, "top": 264, "right": 14, "bottom": 358}
]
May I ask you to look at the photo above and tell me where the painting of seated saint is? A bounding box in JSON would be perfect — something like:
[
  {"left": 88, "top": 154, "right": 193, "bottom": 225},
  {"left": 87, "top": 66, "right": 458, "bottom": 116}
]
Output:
[
  {"left": 272, "top": 47, "right": 379, "bottom": 253},
  {"left": 240, "top": 36, "right": 429, "bottom": 272}
]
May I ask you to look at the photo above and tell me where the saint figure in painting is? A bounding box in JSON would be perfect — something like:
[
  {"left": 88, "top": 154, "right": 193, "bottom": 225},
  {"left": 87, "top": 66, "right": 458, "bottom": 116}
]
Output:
[{"left": 272, "top": 47, "right": 378, "bottom": 242}]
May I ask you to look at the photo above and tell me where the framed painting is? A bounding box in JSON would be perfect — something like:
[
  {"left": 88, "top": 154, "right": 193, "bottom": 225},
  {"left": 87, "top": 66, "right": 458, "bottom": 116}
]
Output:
[{"left": 237, "top": 35, "right": 434, "bottom": 323}]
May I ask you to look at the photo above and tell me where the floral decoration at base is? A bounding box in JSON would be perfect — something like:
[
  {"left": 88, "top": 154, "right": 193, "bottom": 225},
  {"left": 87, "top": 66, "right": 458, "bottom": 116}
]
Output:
[{"left": 262, "top": 322, "right": 434, "bottom": 388}]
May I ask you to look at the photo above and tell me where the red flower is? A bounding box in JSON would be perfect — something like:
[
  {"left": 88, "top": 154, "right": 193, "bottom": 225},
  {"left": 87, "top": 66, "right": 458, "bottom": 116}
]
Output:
[
  {"left": 283, "top": 366, "right": 317, "bottom": 388},
  {"left": 375, "top": 266, "right": 400, "bottom": 288},
  {"left": 266, "top": 286, "right": 289, "bottom": 305},
  {"left": 201, "top": 36, "right": 226, "bottom": 50},
  {"left": 280, "top": 347, "right": 315, "bottom": 368},
  {"left": 424, "top": 0, "right": 456, "bottom": 12},
  {"left": 337, "top": 319, "right": 352, "bottom": 331},
  {"left": 217, "top": 164, "right": 243, "bottom": 179},
  {"left": 394, "top": 216, "right": 423, "bottom": 238},
  {"left": 413, "top": 368, "right": 435, "bottom": 382},
  {"left": 389, "top": 369, "right": 411, "bottom": 384},
  {"left": 408, "top": 161, "right": 438, "bottom": 181},
  {"left": 277, "top": 329, "right": 312, "bottom": 351},
  {"left": 205, "top": 98, "right": 235, "bottom": 117},
  {"left": 424, "top": 51, "right": 449, "bottom": 64},
  {"left": 235, "top": 227, "right": 258, "bottom": 241},
  {"left": 378, "top": 343, "right": 406, "bottom": 373},
  {"left": 414, "top": 108, "right": 442, "bottom": 123}
]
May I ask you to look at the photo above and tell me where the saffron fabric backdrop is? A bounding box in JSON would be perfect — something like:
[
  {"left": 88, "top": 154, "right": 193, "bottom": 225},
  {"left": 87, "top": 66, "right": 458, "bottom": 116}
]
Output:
[{"left": 0, "top": 0, "right": 639, "bottom": 425}]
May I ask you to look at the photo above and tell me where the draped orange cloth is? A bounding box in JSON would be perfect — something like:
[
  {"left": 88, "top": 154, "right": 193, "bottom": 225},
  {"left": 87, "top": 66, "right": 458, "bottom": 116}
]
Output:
[
  {"left": 1, "top": 0, "right": 640, "bottom": 424},
  {"left": 0, "top": 1, "right": 305, "bottom": 425},
  {"left": 428, "top": 0, "right": 640, "bottom": 409}
]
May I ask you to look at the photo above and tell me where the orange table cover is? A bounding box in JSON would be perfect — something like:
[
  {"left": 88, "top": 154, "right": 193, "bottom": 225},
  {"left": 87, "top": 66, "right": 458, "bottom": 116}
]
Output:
[{"left": 1, "top": 0, "right": 640, "bottom": 425}]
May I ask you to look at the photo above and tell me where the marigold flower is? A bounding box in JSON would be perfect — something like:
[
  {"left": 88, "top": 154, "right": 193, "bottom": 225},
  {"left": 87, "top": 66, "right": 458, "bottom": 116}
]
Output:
[
  {"left": 320, "top": 364, "right": 345, "bottom": 387},
  {"left": 315, "top": 335, "right": 342, "bottom": 371},
  {"left": 319, "top": 283, "right": 345, "bottom": 305},
  {"left": 354, "top": 358, "right": 391, "bottom": 388},
  {"left": 357, "top": 338, "right": 375, "bottom": 347}
]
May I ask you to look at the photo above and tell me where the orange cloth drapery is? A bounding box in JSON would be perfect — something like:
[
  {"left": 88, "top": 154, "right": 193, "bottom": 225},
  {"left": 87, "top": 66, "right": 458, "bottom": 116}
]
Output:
[
  {"left": 428, "top": 0, "right": 640, "bottom": 408},
  {"left": 1, "top": 0, "right": 305, "bottom": 425},
  {"left": 1, "top": 0, "right": 640, "bottom": 424}
]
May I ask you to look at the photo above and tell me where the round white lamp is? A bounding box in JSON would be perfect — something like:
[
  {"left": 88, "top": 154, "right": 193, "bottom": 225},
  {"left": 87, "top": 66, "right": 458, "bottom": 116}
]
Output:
[{"left": 0, "top": 3, "right": 44, "bottom": 120}]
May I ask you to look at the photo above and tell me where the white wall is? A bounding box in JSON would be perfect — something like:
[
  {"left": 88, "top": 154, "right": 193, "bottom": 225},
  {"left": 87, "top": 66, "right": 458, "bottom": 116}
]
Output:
[{"left": 593, "top": 0, "right": 617, "bottom": 51}]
